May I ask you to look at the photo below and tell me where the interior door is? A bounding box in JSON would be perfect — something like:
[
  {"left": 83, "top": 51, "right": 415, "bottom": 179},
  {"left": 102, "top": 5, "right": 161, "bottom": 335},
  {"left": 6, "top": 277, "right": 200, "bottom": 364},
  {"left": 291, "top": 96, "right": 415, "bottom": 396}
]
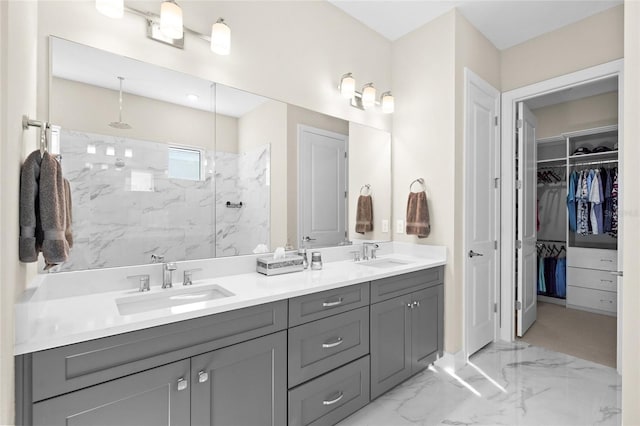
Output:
[
  {"left": 516, "top": 102, "right": 538, "bottom": 337},
  {"left": 465, "top": 70, "right": 500, "bottom": 356},
  {"left": 298, "top": 125, "right": 348, "bottom": 248}
]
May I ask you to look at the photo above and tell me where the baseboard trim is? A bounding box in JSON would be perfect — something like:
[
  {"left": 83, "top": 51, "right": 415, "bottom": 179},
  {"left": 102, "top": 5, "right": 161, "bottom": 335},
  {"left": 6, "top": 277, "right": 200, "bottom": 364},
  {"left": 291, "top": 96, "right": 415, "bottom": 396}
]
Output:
[{"left": 435, "top": 350, "right": 467, "bottom": 372}]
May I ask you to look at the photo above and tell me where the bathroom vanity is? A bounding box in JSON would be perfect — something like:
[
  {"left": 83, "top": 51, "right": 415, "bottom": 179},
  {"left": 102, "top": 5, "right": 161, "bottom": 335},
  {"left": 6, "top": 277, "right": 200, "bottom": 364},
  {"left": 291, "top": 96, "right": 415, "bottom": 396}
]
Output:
[{"left": 15, "top": 247, "right": 445, "bottom": 426}]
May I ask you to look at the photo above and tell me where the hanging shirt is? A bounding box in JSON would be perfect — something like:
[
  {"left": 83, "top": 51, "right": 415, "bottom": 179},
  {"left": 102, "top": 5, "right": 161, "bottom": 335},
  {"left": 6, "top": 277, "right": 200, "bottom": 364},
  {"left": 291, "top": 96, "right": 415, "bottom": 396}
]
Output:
[
  {"left": 611, "top": 168, "right": 618, "bottom": 238},
  {"left": 603, "top": 168, "right": 613, "bottom": 233},
  {"left": 576, "top": 170, "right": 590, "bottom": 235},
  {"left": 589, "top": 169, "right": 604, "bottom": 234},
  {"left": 555, "top": 257, "right": 566, "bottom": 298},
  {"left": 567, "top": 170, "right": 578, "bottom": 232}
]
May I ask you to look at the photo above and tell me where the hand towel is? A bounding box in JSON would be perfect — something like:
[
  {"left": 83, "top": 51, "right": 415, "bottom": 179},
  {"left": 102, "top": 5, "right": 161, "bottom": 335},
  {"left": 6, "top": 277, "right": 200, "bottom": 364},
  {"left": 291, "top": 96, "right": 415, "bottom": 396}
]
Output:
[
  {"left": 355, "top": 195, "right": 373, "bottom": 234},
  {"left": 64, "top": 178, "right": 74, "bottom": 248},
  {"left": 39, "top": 152, "right": 70, "bottom": 268},
  {"left": 406, "top": 191, "right": 430, "bottom": 238},
  {"left": 19, "top": 151, "right": 43, "bottom": 262}
]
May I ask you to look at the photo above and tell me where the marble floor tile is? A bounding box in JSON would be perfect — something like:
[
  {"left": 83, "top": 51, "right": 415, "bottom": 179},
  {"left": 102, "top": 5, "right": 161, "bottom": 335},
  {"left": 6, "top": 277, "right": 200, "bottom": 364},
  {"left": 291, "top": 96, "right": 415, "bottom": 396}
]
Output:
[{"left": 338, "top": 341, "right": 621, "bottom": 426}]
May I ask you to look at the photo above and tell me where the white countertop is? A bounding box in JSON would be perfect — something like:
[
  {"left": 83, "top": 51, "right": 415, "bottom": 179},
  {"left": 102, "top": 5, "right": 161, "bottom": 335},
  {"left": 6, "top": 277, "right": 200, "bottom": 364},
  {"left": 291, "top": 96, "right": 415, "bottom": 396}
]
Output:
[{"left": 15, "top": 243, "right": 446, "bottom": 355}]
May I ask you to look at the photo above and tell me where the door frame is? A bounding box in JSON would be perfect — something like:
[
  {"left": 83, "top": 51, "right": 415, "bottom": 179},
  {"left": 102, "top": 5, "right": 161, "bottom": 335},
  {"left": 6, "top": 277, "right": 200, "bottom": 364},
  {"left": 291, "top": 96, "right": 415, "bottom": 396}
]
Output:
[
  {"left": 463, "top": 68, "right": 501, "bottom": 359},
  {"left": 296, "top": 124, "right": 349, "bottom": 247},
  {"left": 499, "top": 60, "right": 624, "bottom": 371}
]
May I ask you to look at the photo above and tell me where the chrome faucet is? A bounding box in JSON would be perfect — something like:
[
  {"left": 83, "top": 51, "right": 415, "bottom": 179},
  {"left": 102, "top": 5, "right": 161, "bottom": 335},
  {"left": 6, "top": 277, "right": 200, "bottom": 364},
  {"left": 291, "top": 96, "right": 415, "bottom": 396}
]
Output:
[
  {"left": 362, "top": 242, "right": 380, "bottom": 261},
  {"left": 151, "top": 254, "right": 176, "bottom": 289}
]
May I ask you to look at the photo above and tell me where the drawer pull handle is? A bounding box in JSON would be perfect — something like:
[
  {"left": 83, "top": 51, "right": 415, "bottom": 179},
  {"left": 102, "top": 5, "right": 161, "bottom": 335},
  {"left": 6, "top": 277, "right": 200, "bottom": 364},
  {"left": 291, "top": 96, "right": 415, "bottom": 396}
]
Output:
[
  {"left": 600, "top": 279, "right": 613, "bottom": 283},
  {"left": 177, "top": 378, "right": 188, "bottom": 391},
  {"left": 600, "top": 299, "right": 613, "bottom": 304},
  {"left": 198, "top": 370, "right": 209, "bottom": 383},
  {"left": 323, "top": 391, "right": 344, "bottom": 406},
  {"left": 600, "top": 259, "right": 613, "bottom": 262},
  {"left": 322, "top": 337, "right": 344, "bottom": 349},
  {"left": 323, "top": 297, "right": 344, "bottom": 307}
]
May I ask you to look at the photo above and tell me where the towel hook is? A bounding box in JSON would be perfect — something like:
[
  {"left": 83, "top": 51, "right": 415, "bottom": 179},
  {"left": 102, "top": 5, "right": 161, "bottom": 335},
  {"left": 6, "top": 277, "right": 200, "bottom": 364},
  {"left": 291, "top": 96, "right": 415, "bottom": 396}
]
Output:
[
  {"left": 409, "top": 178, "right": 426, "bottom": 192},
  {"left": 360, "top": 184, "right": 371, "bottom": 195}
]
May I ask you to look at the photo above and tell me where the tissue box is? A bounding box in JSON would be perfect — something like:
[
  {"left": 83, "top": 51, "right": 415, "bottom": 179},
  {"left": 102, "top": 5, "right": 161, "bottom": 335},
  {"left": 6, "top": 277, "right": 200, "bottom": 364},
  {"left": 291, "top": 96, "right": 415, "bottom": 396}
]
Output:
[{"left": 256, "top": 254, "right": 304, "bottom": 276}]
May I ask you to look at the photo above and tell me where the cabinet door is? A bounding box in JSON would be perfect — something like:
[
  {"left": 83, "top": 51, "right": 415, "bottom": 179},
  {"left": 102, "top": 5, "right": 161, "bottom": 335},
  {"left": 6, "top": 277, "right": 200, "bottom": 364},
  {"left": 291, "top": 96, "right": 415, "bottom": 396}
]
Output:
[
  {"left": 32, "top": 359, "right": 190, "bottom": 426},
  {"left": 191, "top": 331, "right": 287, "bottom": 426},
  {"left": 411, "top": 285, "right": 444, "bottom": 374},
  {"left": 370, "top": 294, "right": 412, "bottom": 400}
]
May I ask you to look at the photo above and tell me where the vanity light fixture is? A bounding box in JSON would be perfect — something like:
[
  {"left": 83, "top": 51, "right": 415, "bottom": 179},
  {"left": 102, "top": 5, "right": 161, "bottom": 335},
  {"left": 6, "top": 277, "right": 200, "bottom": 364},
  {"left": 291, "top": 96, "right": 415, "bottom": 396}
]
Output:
[
  {"left": 95, "top": 0, "right": 124, "bottom": 19},
  {"left": 95, "top": 1, "right": 231, "bottom": 55},
  {"left": 160, "top": 0, "right": 183, "bottom": 40},
  {"left": 338, "top": 74, "right": 394, "bottom": 113}
]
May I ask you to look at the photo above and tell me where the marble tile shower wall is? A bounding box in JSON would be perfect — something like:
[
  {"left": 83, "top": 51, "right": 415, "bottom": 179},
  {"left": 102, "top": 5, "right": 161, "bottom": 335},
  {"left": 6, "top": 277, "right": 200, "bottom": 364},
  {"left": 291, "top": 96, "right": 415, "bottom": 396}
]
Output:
[{"left": 57, "top": 129, "right": 269, "bottom": 272}]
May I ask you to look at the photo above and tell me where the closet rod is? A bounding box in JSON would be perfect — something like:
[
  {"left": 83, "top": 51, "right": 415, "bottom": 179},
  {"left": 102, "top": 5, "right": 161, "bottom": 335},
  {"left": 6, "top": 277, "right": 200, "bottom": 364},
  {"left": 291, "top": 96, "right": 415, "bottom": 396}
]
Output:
[
  {"left": 537, "top": 239, "right": 565, "bottom": 243},
  {"left": 570, "top": 159, "right": 618, "bottom": 167}
]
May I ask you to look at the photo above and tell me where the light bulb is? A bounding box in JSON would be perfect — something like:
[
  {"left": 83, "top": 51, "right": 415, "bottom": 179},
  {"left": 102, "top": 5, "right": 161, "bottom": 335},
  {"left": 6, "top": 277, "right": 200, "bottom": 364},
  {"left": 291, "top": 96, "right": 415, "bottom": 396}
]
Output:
[
  {"left": 160, "top": 0, "right": 183, "bottom": 39},
  {"left": 381, "top": 92, "right": 394, "bottom": 113},
  {"left": 340, "top": 73, "right": 356, "bottom": 99},
  {"left": 362, "top": 83, "right": 376, "bottom": 109},
  {"left": 211, "top": 18, "right": 231, "bottom": 55},
  {"left": 95, "top": 0, "right": 123, "bottom": 19}
]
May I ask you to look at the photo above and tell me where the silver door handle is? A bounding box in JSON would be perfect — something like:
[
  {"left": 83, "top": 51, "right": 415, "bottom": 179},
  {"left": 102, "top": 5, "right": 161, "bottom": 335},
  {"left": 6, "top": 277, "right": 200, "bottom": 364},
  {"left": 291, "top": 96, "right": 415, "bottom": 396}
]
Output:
[
  {"left": 468, "top": 250, "right": 484, "bottom": 258},
  {"left": 177, "top": 378, "right": 188, "bottom": 391},
  {"left": 609, "top": 271, "right": 623, "bottom": 277},
  {"left": 322, "top": 337, "right": 344, "bottom": 349},
  {"left": 198, "top": 370, "right": 208, "bottom": 383},
  {"left": 303, "top": 236, "right": 317, "bottom": 242},
  {"left": 322, "top": 297, "right": 343, "bottom": 307},
  {"left": 322, "top": 391, "right": 344, "bottom": 405}
]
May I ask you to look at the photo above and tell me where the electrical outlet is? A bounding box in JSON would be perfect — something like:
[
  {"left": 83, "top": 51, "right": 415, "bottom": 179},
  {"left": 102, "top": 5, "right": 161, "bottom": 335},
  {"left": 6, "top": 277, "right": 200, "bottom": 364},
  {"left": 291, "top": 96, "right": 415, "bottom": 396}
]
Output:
[
  {"left": 396, "top": 219, "right": 404, "bottom": 234},
  {"left": 382, "top": 219, "right": 389, "bottom": 233}
]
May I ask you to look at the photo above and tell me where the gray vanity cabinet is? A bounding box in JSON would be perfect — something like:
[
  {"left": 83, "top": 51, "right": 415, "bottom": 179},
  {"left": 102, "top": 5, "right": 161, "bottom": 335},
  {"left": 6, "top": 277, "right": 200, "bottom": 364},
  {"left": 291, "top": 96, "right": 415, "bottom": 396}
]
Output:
[
  {"left": 370, "top": 268, "right": 444, "bottom": 400},
  {"left": 32, "top": 359, "right": 191, "bottom": 426},
  {"left": 191, "top": 331, "right": 287, "bottom": 426}
]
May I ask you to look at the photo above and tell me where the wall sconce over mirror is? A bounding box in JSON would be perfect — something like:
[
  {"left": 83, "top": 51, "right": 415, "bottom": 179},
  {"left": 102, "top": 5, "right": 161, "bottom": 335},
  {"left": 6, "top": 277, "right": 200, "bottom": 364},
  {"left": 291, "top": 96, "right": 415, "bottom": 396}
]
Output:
[
  {"left": 95, "top": 0, "right": 231, "bottom": 55},
  {"left": 339, "top": 73, "right": 394, "bottom": 113}
]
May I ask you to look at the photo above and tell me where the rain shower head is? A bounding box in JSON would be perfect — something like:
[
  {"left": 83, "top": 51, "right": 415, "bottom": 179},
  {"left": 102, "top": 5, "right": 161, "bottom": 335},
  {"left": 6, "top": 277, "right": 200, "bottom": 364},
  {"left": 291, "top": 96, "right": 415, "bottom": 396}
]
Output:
[{"left": 109, "top": 76, "right": 132, "bottom": 129}]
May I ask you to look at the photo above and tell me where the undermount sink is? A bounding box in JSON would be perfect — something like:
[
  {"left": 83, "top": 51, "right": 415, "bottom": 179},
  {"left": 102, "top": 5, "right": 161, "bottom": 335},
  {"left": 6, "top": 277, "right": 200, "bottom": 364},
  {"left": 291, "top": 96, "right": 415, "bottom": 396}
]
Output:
[
  {"left": 359, "top": 258, "right": 412, "bottom": 268},
  {"left": 116, "top": 284, "right": 234, "bottom": 315}
]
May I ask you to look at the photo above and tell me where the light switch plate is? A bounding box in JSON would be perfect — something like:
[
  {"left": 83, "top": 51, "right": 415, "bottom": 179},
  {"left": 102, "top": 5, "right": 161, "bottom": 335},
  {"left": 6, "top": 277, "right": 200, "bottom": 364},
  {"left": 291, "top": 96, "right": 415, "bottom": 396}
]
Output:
[
  {"left": 382, "top": 219, "right": 389, "bottom": 233},
  {"left": 396, "top": 219, "right": 404, "bottom": 234}
]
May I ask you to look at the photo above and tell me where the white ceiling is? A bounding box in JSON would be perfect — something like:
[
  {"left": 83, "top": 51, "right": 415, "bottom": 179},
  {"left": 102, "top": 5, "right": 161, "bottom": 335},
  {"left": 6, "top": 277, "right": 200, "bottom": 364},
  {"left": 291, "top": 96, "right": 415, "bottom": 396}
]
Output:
[
  {"left": 51, "top": 37, "right": 269, "bottom": 118},
  {"left": 328, "top": 0, "right": 622, "bottom": 49}
]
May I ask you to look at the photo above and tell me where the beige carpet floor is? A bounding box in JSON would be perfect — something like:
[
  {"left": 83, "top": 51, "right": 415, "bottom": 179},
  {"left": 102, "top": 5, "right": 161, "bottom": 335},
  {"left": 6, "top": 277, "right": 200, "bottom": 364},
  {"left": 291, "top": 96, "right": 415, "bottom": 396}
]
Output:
[{"left": 517, "top": 301, "right": 617, "bottom": 368}]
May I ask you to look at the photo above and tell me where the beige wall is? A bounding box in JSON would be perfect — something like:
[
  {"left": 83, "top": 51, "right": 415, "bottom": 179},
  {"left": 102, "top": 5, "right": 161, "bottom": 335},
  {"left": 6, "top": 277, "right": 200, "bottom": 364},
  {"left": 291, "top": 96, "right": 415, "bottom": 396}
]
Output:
[
  {"left": 51, "top": 77, "right": 219, "bottom": 150},
  {"left": 622, "top": 0, "right": 640, "bottom": 423},
  {"left": 286, "top": 105, "right": 349, "bottom": 247},
  {"left": 348, "top": 122, "right": 391, "bottom": 242},
  {"left": 532, "top": 92, "right": 618, "bottom": 139},
  {"left": 0, "top": 2, "right": 39, "bottom": 423},
  {"left": 238, "top": 100, "right": 288, "bottom": 249},
  {"left": 501, "top": 5, "right": 623, "bottom": 91},
  {"left": 391, "top": 11, "right": 457, "bottom": 350}
]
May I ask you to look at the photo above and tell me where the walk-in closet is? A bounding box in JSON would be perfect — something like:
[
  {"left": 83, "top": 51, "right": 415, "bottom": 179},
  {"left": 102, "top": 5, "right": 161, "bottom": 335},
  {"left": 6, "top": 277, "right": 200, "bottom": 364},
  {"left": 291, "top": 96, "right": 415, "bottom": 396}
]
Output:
[{"left": 516, "top": 76, "right": 621, "bottom": 368}]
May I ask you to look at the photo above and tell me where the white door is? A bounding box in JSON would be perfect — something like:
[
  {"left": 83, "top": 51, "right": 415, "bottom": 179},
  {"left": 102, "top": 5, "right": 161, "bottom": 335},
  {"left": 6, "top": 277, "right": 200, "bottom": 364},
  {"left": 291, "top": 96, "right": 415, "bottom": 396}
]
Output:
[
  {"left": 464, "top": 70, "right": 500, "bottom": 357},
  {"left": 516, "top": 102, "right": 538, "bottom": 337},
  {"left": 298, "top": 125, "right": 347, "bottom": 248}
]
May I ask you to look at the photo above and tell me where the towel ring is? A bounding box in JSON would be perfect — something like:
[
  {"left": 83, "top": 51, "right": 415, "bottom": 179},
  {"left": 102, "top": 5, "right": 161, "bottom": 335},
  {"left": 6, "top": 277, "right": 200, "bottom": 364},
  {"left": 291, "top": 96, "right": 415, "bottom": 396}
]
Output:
[
  {"left": 360, "top": 184, "right": 371, "bottom": 195},
  {"left": 409, "top": 178, "right": 426, "bottom": 192}
]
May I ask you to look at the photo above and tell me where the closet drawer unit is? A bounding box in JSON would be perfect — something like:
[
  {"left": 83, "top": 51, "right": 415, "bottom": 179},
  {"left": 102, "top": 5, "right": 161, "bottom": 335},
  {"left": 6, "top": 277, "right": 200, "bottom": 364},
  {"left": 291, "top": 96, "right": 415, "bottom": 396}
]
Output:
[
  {"left": 289, "top": 283, "right": 369, "bottom": 327},
  {"left": 288, "top": 307, "right": 369, "bottom": 388},
  {"left": 567, "top": 285, "right": 617, "bottom": 315},
  {"left": 288, "top": 355, "right": 370, "bottom": 426},
  {"left": 371, "top": 267, "right": 443, "bottom": 303},
  {"left": 567, "top": 247, "right": 617, "bottom": 271},
  {"left": 567, "top": 267, "right": 618, "bottom": 293}
]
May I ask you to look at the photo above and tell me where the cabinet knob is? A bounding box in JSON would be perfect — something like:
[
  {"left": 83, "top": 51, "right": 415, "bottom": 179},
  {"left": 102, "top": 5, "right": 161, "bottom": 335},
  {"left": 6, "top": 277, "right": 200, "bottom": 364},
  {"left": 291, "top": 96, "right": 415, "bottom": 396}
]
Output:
[
  {"left": 177, "top": 378, "right": 188, "bottom": 391},
  {"left": 412, "top": 301, "right": 420, "bottom": 308},
  {"left": 407, "top": 303, "right": 412, "bottom": 309},
  {"left": 198, "top": 370, "right": 209, "bottom": 383}
]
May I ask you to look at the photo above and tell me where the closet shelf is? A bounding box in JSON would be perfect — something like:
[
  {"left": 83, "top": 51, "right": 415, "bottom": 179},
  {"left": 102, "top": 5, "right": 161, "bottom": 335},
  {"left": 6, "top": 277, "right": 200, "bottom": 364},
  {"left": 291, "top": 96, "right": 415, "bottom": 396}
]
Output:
[
  {"left": 568, "top": 150, "right": 618, "bottom": 161},
  {"left": 537, "top": 157, "right": 566, "bottom": 164}
]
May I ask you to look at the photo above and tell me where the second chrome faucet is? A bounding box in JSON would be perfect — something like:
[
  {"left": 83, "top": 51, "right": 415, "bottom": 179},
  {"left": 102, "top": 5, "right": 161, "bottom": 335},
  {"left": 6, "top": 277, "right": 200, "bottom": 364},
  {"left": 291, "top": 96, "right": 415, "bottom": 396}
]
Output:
[{"left": 151, "top": 254, "right": 177, "bottom": 289}]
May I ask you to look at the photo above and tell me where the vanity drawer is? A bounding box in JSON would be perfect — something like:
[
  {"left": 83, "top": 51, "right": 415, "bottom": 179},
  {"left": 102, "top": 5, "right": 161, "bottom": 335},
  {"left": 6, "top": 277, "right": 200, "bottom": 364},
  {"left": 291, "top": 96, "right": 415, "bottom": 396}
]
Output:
[
  {"left": 289, "top": 283, "right": 369, "bottom": 326},
  {"left": 567, "top": 285, "right": 617, "bottom": 315},
  {"left": 288, "top": 306, "right": 369, "bottom": 388},
  {"left": 288, "top": 355, "right": 370, "bottom": 426},
  {"left": 567, "top": 267, "right": 618, "bottom": 293},
  {"left": 567, "top": 247, "right": 617, "bottom": 271},
  {"left": 29, "top": 300, "right": 287, "bottom": 402},
  {"left": 371, "top": 266, "right": 443, "bottom": 304}
]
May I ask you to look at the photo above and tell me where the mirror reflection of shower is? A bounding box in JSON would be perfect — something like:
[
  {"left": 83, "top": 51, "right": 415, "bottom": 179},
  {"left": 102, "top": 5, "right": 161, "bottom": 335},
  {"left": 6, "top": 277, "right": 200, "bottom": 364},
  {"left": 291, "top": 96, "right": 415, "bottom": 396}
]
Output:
[{"left": 109, "top": 76, "right": 132, "bottom": 129}]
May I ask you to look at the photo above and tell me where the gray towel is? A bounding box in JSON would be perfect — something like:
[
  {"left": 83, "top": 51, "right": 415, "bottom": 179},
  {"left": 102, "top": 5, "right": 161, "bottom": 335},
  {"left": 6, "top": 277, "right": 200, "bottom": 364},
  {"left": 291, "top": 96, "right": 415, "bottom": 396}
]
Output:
[
  {"left": 355, "top": 195, "right": 373, "bottom": 234},
  {"left": 19, "top": 151, "right": 43, "bottom": 262},
  {"left": 406, "top": 191, "right": 430, "bottom": 238},
  {"left": 64, "top": 178, "right": 73, "bottom": 248},
  {"left": 40, "top": 152, "right": 70, "bottom": 268}
]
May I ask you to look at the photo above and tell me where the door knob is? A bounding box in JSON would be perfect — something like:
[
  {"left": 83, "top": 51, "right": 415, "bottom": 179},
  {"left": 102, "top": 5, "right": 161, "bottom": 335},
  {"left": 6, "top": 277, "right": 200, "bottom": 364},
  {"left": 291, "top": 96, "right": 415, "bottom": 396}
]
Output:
[
  {"left": 468, "top": 250, "right": 484, "bottom": 258},
  {"left": 303, "top": 236, "right": 316, "bottom": 242}
]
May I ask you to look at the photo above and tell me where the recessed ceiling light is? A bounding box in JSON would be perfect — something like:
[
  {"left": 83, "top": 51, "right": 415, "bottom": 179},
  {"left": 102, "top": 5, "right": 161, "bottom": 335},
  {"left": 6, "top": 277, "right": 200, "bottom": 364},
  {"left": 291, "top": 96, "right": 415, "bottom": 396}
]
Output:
[{"left": 187, "top": 94, "right": 199, "bottom": 102}]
